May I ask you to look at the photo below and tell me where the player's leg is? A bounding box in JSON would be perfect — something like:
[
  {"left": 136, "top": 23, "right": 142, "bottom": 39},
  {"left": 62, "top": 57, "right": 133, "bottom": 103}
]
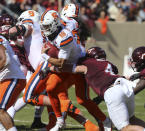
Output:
[
  {"left": 68, "top": 104, "right": 100, "bottom": 131},
  {"left": 58, "top": 88, "right": 99, "bottom": 131},
  {"left": 0, "top": 109, "right": 16, "bottom": 131},
  {"left": 46, "top": 73, "right": 66, "bottom": 131},
  {"left": 74, "top": 74, "right": 109, "bottom": 130},
  {"left": 104, "top": 81, "right": 145, "bottom": 131},
  {"left": 0, "top": 79, "right": 25, "bottom": 130},
  {"left": 45, "top": 106, "right": 57, "bottom": 131},
  {"left": 31, "top": 89, "right": 48, "bottom": 129},
  {"left": 7, "top": 97, "right": 26, "bottom": 119},
  {"left": 31, "top": 106, "right": 46, "bottom": 129},
  {"left": 7, "top": 71, "right": 31, "bottom": 119},
  {"left": 23, "top": 62, "right": 49, "bottom": 105},
  {"left": 127, "top": 94, "right": 145, "bottom": 128}
]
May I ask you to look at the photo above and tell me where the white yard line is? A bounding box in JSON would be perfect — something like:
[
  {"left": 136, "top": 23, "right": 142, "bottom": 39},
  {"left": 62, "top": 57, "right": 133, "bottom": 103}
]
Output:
[{"left": 14, "top": 119, "right": 83, "bottom": 127}]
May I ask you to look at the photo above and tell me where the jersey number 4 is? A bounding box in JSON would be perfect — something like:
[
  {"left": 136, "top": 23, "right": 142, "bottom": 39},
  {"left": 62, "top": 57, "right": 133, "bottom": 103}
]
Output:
[{"left": 105, "top": 63, "right": 115, "bottom": 75}]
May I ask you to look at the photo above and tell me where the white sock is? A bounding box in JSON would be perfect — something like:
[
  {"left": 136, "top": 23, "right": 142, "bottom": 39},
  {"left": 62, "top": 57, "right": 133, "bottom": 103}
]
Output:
[
  {"left": 7, "top": 106, "right": 16, "bottom": 118},
  {"left": 57, "top": 116, "right": 64, "bottom": 122},
  {"left": 7, "top": 97, "right": 26, "bottom": 118},
  {"left": 8, "top": 127, "right": 17, "bottom": 131}
]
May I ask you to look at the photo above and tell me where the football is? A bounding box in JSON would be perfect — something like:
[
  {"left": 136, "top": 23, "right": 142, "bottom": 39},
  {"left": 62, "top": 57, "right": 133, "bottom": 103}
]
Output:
[{"left": 45, "top": 42, "right": 59, "bottom": 58}]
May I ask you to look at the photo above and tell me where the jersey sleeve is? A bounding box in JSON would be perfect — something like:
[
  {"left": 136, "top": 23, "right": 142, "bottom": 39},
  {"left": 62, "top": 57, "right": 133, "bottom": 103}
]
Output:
[
  {"left": 58, "top": 38, "right": 73, "bottom": 59},
  {"left": 56, "top": 29, "right": 74, "bottom": 59}
]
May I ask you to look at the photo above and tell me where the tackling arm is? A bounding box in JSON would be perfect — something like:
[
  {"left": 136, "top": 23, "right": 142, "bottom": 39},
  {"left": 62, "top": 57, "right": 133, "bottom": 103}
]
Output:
[
  {"left": 9, "top": 24, "right": 32, "bottom": 40},
  {"left": 133, "top": 77, "right": 145, "bottom": 95},
  {"left": 41, "top": 54, "right": 75, "bottom": 72}
]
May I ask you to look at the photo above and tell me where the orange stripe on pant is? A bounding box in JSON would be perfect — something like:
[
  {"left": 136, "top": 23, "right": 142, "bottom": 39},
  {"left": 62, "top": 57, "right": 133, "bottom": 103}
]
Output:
[
  {"left": 0, "top": 79, "right": 26, "bottom": 110},
  {"left": 23, "top": 62, "right": 50, "bottom": 104}
]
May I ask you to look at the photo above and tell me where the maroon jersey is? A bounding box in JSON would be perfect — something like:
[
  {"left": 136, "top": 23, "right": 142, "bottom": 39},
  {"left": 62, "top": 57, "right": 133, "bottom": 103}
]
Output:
[
  {"left": 81, "top": 58, "right": 120, "bottom": 98},
  {"left": 140, "top": 68, "right": 145, "bottom": 77},
  {"left": 10, "top": 44, "right": 34, "bottom": 72}
]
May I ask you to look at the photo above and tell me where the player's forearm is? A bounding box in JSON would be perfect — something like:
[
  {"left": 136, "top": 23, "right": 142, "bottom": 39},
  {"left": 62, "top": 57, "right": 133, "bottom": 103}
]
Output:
[
  {"left": 134, "top": 78, "right": 145, "bottom": 95},
  {"left": 41, "top": 53, "right": 64, "bottom": 67},
  {"left": 9, "top": 25, "right": 32, "bottom": 39},
  {"left": 48, "top": 57, "right": 64, "bottom": 67},
  {"left": 74, "top": 65, "right": 87, "bottom": 74}
]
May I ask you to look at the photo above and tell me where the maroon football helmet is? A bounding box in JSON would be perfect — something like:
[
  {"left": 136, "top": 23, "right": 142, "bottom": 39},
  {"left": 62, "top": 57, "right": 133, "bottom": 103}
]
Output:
[
  {"left": 0, "top": 14, "right": 15, "bottom": 39},
  {"left": 87, "top": 46, "right": 106, "bottom": 60},
  {"left": 131, "top": 46, "right": 145, "bottom": 72},
  {"left": 0, "top": 14, "right": 15, "bottom": 26}
]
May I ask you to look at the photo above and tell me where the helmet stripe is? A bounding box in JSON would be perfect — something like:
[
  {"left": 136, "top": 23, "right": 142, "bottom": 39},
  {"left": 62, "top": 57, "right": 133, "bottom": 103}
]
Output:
[
  {"left": 22, "top": 19, "right": 33, "bottom": 24},
  {"left": 41, "top": 10, "right": 49, "bottom": 21}
]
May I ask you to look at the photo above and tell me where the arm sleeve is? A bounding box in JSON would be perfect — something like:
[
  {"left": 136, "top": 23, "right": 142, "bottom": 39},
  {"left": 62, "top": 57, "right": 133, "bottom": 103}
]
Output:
[{"left": 58, "top": 43, "right": 72, "bottom": 59}]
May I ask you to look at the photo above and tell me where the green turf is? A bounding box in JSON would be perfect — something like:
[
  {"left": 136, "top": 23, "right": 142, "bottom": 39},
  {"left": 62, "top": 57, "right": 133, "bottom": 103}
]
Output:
[{"left": 14, "top": 87, "right": 145, "bottom": 131}]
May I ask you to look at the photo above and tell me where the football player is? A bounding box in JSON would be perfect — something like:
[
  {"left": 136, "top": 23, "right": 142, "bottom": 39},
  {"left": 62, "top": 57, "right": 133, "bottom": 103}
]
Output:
[
  {"left": 39, "top": 10, "right": 111, "bottom": 131},
  {"left": 0, "top": 35, "right": 26, "bottom": 131},
  {"left": 129, "top": 46, "right": 145, "bottom": 99},
  {"left": 0, "top": 13, "right": 46, "bottom": 129},
  {"left": 74, "top": 46, "right": 145, "bottom": 131},
  {"left": 60, "top": 3, "right": 90, "bottom": 47},
  {"left": 60, "top": 3, "right": 81, "bottom": 44}
]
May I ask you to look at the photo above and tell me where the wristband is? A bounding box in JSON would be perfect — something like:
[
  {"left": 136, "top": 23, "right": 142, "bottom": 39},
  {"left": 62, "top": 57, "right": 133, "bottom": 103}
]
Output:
[
  {"left": 41, "top": 53, "right": 50, "bottom": 61},
  {"left": 22, "top": 24, "right": 29, "bottom": 36}
]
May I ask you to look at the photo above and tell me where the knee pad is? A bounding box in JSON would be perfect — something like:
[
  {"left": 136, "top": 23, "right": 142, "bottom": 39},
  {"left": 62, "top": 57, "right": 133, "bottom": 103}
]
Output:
[{"left": 27, "top": 95, "right": 39, "bottom": 106}]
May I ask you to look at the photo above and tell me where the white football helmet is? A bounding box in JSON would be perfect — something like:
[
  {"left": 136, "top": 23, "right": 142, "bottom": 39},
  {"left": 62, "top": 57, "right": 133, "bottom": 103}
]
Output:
[
  {"left": 40, "top": 10, "right": 61, "bottom": 36},
  {"left": 17, "top": 10, "right": 40, "bottom": 24},
  {"left": 61, "top": 4, "right": 80, "bottom": 19}
]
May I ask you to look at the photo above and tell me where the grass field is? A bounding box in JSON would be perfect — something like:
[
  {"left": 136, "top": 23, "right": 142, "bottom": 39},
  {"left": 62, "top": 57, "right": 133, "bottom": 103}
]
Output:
[{"left": 14, "top": 87, "right": 145, "bottom": 131}]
